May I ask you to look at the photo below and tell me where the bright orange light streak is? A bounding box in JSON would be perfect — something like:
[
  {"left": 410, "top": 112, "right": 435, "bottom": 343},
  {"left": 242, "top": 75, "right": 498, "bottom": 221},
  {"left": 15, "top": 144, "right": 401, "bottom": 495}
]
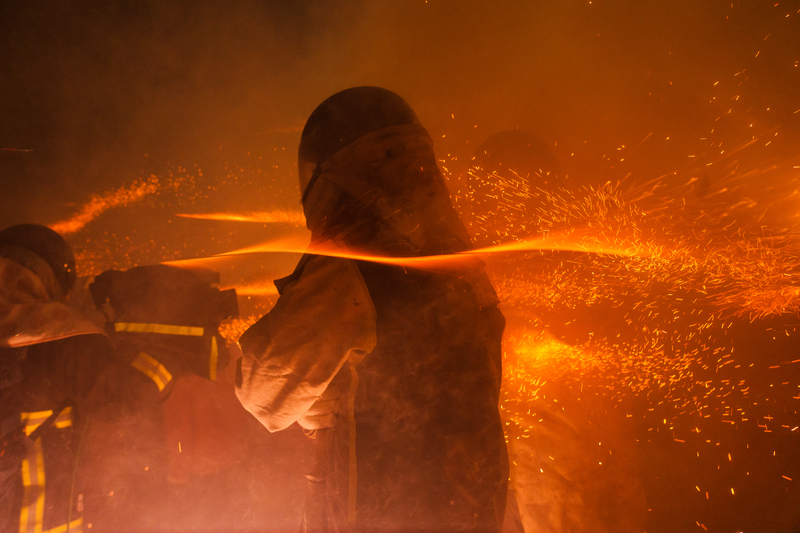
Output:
[
  {"left": 166, "top": 232, "right": 644, "bottom": 270},
  {"left": 175, "top": 210, "right": 306, "bottom": 225},
  {"left": 222, "top": 282, "right": 279, "bottom": 296}
]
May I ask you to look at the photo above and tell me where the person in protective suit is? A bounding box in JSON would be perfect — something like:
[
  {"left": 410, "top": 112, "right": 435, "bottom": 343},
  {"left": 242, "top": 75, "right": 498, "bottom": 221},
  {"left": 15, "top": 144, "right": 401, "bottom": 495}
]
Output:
[
  {"left": 0, "top": 224, "right": 110, "bottom": 533},
  {"left": 84, "top": 264, "right": 243, "bottom": 532},
  {"left": 236, "top": 87, "right": 508, "bottom": 532}
]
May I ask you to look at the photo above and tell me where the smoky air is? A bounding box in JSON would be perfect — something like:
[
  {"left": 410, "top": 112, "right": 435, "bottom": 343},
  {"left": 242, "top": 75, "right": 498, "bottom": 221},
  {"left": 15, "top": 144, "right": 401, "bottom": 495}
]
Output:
[{"left": 1, "top": 1, "right": 799, "bottom": 532}]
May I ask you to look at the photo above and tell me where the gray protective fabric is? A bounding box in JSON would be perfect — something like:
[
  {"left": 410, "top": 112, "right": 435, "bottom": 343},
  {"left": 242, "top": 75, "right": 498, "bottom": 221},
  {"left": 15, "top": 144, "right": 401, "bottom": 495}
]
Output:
[
  {"left": 302, "top": 124, "right": 476, "bottom": 258},
  {"left": 237, "top": 253, "right": 376, "bottom": 432},
  {"left": 239, "top": 97, "right": 508, "bottom": 532},
  {"left": 0, "top": 256, "right": 104, "bottom": 348},
  {"left": 298, "top": 87, "right": 421, "bottom": 197}
]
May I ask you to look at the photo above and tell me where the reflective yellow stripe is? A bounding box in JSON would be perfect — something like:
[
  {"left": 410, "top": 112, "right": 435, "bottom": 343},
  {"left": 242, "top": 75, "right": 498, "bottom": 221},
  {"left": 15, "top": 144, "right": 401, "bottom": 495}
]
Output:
[
  {"left": 209, "top": 336, "right": 218, "bottom": 381},
  {"left": 17, "top": 411, "right": 79, "bottom": 533},
  {"left": 115, "top": 323, "right": 204, "bottom": 337},
  {"left": 20, "top": 437, "right": 45, "bottom": 533},
  {"left": 21, "top": 410, "right": 51, "bottom": 422},
  {"left": 347, "top": 362, "right": 359, "bottom": 525},
  {"left": 21, "top": 408, "right": 72, "bottom": 436},
  {"left": 21, "top": 411, "right": 51, "bottom": 437},
  {"left": 19, "top": 450, "right": 31, "bottom": 533},
  {"left": 53, "top": 406, "right": 72, "bottom": 430},
  {"left": 43, "top": 517, "right": 82, "bottom": 533},
  {"left": 131, "top": 352, "right": 173, "bottom": 392}
]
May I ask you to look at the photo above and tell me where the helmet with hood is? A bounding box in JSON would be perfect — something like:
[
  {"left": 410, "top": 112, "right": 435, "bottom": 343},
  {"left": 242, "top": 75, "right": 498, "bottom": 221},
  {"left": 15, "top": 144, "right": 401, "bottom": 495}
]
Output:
[
  {"left": 297, "top": 87, "right": 473, "bottom": 257},
  {"left": 298, "top": 86, "right": 421, "bottom": 200},
  {"left": 0, "top": 223, "right": 76, "bottom": 301}
]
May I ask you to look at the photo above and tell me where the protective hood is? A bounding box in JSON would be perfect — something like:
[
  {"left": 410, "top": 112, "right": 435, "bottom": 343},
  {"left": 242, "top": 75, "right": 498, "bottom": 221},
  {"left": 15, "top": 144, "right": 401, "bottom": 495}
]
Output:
[
  {"left": 0, "top": 256, "right": 104, "bottom": 348},
  {"left": 301, "top": 124, "right": 474, "bottom": 258}
]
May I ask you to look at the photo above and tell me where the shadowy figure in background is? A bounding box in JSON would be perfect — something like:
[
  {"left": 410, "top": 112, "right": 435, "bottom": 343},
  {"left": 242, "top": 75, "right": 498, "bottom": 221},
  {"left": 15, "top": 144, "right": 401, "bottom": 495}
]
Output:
[
  {"left": 0, "top": 224, "right": 111, "bottom": 533},
  {"left": 85, "top": 264, "right": 260, "bottom": 532},
  {"left": 236, "top": 87, "right": 508, "bottom": 532},
  {"left": 462, "top": 131, "right": 648, "bottom": 533}
]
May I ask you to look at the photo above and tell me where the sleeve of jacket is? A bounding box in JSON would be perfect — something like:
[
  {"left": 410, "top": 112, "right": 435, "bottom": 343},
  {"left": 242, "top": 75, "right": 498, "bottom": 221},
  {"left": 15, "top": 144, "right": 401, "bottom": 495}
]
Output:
[{"left": 235, "top": 256, "right": 377, "bottom": 432}]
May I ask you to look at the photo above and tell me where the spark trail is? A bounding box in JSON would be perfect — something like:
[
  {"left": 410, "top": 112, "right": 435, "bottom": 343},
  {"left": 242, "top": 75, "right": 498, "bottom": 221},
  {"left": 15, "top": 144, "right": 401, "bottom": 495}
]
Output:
[
  {"left": 50, "top": 176, "right": 161, "bottom": 235},
  {"left": 175, "top": 210, "right": 306, "bottom": 226}
]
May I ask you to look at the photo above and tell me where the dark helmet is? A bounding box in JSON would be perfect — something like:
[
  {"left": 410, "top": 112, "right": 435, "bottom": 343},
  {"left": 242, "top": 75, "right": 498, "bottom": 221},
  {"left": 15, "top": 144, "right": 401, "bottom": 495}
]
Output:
[
  {"left": 298, "top": 87, "right": 421, "bottom": 199},
  {"left": 0, "top": 224, "right": 77, "bottom": 296}
]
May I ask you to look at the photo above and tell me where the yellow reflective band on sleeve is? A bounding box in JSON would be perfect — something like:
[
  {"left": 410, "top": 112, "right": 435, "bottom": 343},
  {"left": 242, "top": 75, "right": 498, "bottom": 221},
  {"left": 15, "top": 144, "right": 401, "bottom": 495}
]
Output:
[
  {"left": 19, "top": 437, "right": 45, "bottom": 533},
  {"left": 18, "top": 409, "right": 76, "bottom": 533},
  {"left": 130, "top": 352, "right": 173, "bottom": 392},
  {"left": 347, "top": 362, "right": 359, "bottom": 525},
  {"left": 115, "top": 323, "right": 204, "bottom": 337},
  {"left": 21, "top": 407, "right": 73, "bottom": 436},
  {"left": 43, "top": 517, "right": 82, "bottom": 533},
  {"left": 209, "top": 336, "right": 218, "bottom": 382},
  {"left": 21, "top": 411, "right": 51, "bottom": 437},
  {"left": 53, "top": 406, "right": 73, "bottom": 430}
]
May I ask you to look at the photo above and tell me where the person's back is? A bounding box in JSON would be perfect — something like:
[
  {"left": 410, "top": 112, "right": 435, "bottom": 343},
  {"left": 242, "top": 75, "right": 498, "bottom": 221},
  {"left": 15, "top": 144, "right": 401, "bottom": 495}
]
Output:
[
  {"left": 237, "top": 87, "right": 508, "bottom": 532},
  {"left": 352, "top": 261, "right": 506, "bottom": 530}
]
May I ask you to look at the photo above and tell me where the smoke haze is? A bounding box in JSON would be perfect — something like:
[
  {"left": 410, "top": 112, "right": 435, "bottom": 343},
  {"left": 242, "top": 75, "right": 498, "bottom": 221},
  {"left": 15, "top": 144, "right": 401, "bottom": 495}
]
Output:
[
  {"left": 2, "top": 2, "right": 800, "bottom": 532},
  {"left": 3, "top": 0, "right": 798, "bottom": 227}
]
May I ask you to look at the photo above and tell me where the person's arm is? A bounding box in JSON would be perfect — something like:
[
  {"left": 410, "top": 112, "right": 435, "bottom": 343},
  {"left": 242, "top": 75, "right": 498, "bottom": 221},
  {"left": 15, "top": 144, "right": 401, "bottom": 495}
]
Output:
[{"left": 235, "top": 256, "right": 376, "bottom": 432}]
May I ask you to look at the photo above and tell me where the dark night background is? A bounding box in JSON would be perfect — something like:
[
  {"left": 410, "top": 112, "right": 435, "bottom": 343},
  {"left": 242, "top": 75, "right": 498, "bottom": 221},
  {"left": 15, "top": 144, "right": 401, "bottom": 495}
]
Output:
[{"left": 2, "top": 0, "right": 798, "bottom": 228}]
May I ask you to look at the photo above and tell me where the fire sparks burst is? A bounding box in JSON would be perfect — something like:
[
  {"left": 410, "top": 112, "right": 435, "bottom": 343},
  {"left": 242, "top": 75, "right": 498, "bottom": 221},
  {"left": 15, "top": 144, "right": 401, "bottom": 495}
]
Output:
[
  {"left": 461, "top": 155, "right": 800, "bottom": 529},
  {"left": 50, "top": 176, "right": 160, "bottom": 235},
  {"left": 52, "top": 127, "right": 799, "bottom": 530}
]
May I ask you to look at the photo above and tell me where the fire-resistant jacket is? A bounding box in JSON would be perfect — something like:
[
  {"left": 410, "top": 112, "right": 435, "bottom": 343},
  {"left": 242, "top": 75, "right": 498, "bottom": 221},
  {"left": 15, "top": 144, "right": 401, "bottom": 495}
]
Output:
[
  {"left": 84, "top": 264, "right": 241, "bottom": 532},
  {"left": 0, "top": 256, "right": 109, "bottom": 533},
  {"left": 237, "top": 124, "right": 508, "bottom": 532}
]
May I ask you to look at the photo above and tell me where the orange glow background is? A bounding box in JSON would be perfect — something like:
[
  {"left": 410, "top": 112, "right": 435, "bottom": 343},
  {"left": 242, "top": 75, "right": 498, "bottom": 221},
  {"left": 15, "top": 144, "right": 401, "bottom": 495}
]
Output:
[{"left": 2, "top": 2, "right": 800, "bottom": 531}]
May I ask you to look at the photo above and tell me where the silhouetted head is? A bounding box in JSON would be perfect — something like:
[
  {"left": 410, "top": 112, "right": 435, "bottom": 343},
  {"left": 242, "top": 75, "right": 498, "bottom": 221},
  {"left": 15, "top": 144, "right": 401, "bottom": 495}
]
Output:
[
  {"left": 298, "top": 86, "right": 421, "bottom": 201},
  {"left": 295, "top": 87, "right": 473, "bottom": 255},
  {"left": 0, "top": 224, "right": 76, "bottom": 300}
]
